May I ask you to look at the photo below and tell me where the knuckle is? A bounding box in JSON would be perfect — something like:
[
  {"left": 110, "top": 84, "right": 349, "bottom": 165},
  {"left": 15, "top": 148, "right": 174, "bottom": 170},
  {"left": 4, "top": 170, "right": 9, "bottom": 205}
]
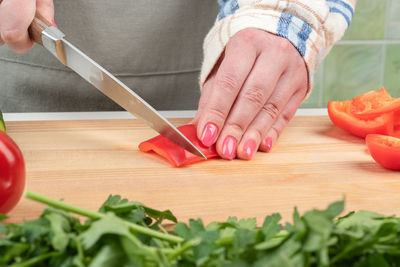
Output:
[
  {"left": 270, "top": 125, "right": 280, "bottom": 138},
  {"left": 252, "top": 127, "right": 264, "bottom": 141},
  {"left": 281, "top": 112, "right": 292, "bottom": 125},
  {"left": 262, "top": 102, "right": 280, "bottom": 120},
  {"left": 236, "top": 29, "right": 259, "bottom": 43},
  {"left": 206, "top": 106, "right": 227, "bottom": 122},
  {"left": 225, "top": 121, "right": 246, "bottom": 134},
  {"left": 2, "top": 30, "right": 22, "bottom": 43},
  {"left": 45, "top": 0, "right": 55, "bottom": 10},
  {"left": 277, "top": 38, "right": 293, "bottom": 53},
  {"left": 215, "top": 73, "right": 239, "bottom": 93},
  {"left": 243, "top": 85, "right": 265, "bottom": 107},
  {"left": 38, "top": 0, "right": 55, "bottom": 10}
]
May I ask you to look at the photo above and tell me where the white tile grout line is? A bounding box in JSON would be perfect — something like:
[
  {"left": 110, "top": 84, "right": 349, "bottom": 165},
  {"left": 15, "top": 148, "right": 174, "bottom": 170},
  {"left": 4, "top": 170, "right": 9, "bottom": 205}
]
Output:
[
  {"left": 381, "top": 44, "right": 387, "bottom": 86},
  {"left": 338, "top": 40, "right": 400, "bottom": 45},
  {"left": 384, "top": 0, "right": 391, "bottom": 40},
  {"left": 3, "top": 109, "right": 328, "bottom": 121},
  {"left": 380, "top": 0, "right": 391, "bottom": 86}
]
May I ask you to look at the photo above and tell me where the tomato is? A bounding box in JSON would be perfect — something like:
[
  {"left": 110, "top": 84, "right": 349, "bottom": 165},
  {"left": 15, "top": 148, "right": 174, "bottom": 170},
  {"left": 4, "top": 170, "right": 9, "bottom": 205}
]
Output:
[
  {"left": 366, "top": 134, "right": 400, "bottom": 170},
  {"left": 351, "top": 87, "right": 400, "bottom": 119},
  {"left": 328, "top": 100, "right": 393, "bottom": 138},
  {"left": 0, "top": 130, "right": 26, "bottom": 214},
  {"left": 139, "top": 124, "right": 218, "bottom": 167}
]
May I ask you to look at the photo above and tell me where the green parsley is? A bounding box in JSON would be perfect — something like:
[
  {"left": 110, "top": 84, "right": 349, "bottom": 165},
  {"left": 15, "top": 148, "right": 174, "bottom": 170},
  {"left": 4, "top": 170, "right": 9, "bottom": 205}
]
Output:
[
  {"left": 1, "top": 191, "right": 399, "bottom": 266},
  {"left": 0, "top": 110, "right": 5, "bottom": 132}
]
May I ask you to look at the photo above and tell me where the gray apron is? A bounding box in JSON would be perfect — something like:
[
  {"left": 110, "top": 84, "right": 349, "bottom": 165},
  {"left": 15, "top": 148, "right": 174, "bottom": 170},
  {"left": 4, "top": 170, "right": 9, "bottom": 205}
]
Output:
[{"left": 0, "top": 1, "right": 217, "bottom": 112}]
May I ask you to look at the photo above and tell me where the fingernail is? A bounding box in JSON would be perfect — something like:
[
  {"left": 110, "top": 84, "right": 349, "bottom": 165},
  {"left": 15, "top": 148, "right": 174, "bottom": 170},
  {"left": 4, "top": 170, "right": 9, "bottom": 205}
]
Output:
[
  {"left": 243, "top": 139, "right": 257, "bottom": 159},
  {"left": 222, "top": 135, "right": 237, "bottom": 160},
  {"left": 51, "top": 20, "right": 58, "bottom": 28},
  {"left": 201, "top": 123, "right": 218, "bottom": 147},
  {"left": 264, "top": 137, "right": 273, "bottom": 152}
]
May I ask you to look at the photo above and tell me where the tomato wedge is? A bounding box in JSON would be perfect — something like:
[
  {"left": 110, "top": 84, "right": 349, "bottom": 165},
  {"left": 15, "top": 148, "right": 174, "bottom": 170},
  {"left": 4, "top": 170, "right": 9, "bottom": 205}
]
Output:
[
  {"left": 366, "top": 134, "right": 400, "bottom": 170},
  {"left": 328, "top": 100, "right": 393, "bottom": 138},
  {"left": 351, "top": 87, "right": 400, "bottom": 119},
  {"left": 139, "top": 124, "right": 218, "bottom": 167}
]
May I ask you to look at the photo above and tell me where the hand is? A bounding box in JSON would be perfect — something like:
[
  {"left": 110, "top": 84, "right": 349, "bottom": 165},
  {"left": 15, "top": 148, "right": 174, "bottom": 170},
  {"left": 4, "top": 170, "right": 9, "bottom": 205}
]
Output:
[
  {"left": 193, "top": 28, "right": 308, "bottom": 160},
  {"left": 0, "top": 0, "right": 54, "bottom": 53}
]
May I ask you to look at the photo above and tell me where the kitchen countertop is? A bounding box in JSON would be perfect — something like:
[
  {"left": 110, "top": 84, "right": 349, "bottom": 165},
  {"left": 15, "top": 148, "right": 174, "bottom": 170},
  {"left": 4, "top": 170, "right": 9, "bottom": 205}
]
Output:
[
  {"left": 3, "top": 108, "right": 328, "bottom": 121},
  {"left": 4, "top": 109, "right": 400, "bottom": 227}
]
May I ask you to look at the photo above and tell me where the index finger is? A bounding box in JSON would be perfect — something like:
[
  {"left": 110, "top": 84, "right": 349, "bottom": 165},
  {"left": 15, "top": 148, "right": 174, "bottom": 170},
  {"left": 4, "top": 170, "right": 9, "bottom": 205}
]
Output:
[{"left": 196, "top": 38, "right": 258, "bottom": 146}]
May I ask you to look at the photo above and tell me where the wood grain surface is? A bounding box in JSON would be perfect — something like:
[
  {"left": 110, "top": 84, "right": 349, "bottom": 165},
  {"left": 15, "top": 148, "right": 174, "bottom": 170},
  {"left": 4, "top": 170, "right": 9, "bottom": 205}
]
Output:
[{"left": 5, "top": 116, "right": 400, "bottom": 226}]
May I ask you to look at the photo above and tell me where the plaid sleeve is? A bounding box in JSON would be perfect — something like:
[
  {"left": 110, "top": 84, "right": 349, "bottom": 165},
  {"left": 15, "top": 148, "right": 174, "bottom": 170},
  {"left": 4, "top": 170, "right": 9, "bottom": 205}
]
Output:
[{"left": 200, "top": 0, "right": 356, "bottom": 96}]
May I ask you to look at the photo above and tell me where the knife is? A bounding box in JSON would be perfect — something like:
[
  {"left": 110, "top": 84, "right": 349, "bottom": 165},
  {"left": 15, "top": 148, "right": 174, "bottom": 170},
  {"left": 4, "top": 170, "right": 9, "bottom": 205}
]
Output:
[{"left": 12, "top": 9, "right": 206, "bottom": 159}]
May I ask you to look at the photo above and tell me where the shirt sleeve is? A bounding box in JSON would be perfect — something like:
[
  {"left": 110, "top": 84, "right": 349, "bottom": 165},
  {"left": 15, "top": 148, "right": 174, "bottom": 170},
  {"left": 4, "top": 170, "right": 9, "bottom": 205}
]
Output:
[{"left": 200, "top": 0, "right": 357, "bottom": 95}]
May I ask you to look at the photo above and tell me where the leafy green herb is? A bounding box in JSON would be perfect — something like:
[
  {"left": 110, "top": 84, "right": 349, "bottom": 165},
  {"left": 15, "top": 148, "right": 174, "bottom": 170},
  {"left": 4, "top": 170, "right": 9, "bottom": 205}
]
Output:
[
  {"left": 1, "top": 191, "right": 400, "bottom": 266},
  {"left": 0, "top": 110, "right": 6, "bottom": 132}
]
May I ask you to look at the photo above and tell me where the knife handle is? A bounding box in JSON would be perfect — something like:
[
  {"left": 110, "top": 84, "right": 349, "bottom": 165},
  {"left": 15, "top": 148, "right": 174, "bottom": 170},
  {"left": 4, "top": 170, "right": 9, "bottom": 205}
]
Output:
[{"left": 28, "top": 12, "right": 54, "bottom": 46}]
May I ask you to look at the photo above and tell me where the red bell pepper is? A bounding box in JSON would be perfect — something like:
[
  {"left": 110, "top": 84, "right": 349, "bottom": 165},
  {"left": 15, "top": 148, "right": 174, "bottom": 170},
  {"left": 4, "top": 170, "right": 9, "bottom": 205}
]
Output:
[
  {"left": 328, "top": 100, "right": 393, "bottom": 138},
  {"left": 395, "top": 110, "right": 400, "bottom": 128},
  {"left": 139, "top": 124, "right": 218, "bottom": 167},
  {"left": 351, "top": 87, "right": 400, "bottom": 119},
  {"left": 366, "top": 134, "right": 400, "bottom": 171}
]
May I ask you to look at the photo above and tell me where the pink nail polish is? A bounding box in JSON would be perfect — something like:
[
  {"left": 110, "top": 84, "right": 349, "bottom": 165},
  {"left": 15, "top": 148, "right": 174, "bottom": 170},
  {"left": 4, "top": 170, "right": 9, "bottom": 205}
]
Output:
[
  {"left": 222, "top": 136, "right": 237, "bottom": 160},
  {"left": 243, "top": 139, "right": 257, "bottom": 159},
  {"left": 200, "top": 123, "right": 218, "bottom": 147},
  {"left": 51, "top": 19, "right": 58, "bottom": 28},
  {"left": 264, "top": 137, "right": 273, "bottom": 152}
]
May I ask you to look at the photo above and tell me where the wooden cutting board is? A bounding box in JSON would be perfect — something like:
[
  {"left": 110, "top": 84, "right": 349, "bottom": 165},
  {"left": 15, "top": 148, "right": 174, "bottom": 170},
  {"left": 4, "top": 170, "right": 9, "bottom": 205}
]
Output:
[{"left": 5, "top": 116, "right": 400, "bottom": 226}]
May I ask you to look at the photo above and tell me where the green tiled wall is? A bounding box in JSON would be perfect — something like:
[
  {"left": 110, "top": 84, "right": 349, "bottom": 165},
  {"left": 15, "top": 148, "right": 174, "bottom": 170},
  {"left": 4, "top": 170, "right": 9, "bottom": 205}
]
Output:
[{"left": 301, "top": 0, "right": 400, "bottom": 108}]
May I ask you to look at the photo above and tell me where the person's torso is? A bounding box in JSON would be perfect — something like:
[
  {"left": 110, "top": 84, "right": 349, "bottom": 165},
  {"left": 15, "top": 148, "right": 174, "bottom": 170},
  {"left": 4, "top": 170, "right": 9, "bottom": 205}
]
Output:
[{"left": 0, "top": 1, "right": 217, "bottom": 112}]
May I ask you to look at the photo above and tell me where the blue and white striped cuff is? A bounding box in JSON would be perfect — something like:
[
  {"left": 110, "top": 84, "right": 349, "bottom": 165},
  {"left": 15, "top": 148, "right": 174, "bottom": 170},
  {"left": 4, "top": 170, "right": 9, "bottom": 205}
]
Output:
[
  {"left": 326, "top": 0, "right": 354, "bottom": 27},
  {"left": 276, "top": 13, "right": 313, "bottom": 58},
  {"left": 217, "top": 0, "right": 239, "bottom": 21}
]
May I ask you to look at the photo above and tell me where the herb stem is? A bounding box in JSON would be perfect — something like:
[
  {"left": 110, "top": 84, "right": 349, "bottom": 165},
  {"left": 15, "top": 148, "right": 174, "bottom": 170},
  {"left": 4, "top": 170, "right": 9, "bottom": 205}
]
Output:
[
  {"left": 215, "top": 236, "right": 233, "bottom": 246},
  {"left": 10, "top": 252, "right": 61, "bottom": 267},
  {"left": 75, "top": 237, "right": 85, "bottom": 262},
  {"left": 25, "top": 191, "right": 184, "bottom": 244},
  {"left": 26, "top": 191, "right": 102, "bottom": 219},
  {"left": 168, "top": 238, "right": 201, "bottom": 261}
]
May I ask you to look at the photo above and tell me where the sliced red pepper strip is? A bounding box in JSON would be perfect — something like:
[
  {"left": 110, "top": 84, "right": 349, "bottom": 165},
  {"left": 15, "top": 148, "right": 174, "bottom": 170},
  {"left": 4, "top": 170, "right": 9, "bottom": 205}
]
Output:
[
  {"left": 350, "top": 87, "right": 400, "bottom": 119},
  {"left": 393, "top": 126, "right": 400, "bottom": 138},
  {"left": 139, "top": 124, "right": 219, "bottom": 167},
  {"left": 366, "top": 134, "right": 400, "bottom": 171},
  {"left": 395, "top": 110, "right": 400, "bottom": 128},
  {"left": 328, "top": 100, "right": 394, "bottom": 138}
]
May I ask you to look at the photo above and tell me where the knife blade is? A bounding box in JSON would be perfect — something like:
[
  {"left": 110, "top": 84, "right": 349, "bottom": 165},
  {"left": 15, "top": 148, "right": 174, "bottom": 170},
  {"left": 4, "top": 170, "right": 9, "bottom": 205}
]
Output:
[{"left": 26, "top": 12, "right": 207, "bottom": 159}]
